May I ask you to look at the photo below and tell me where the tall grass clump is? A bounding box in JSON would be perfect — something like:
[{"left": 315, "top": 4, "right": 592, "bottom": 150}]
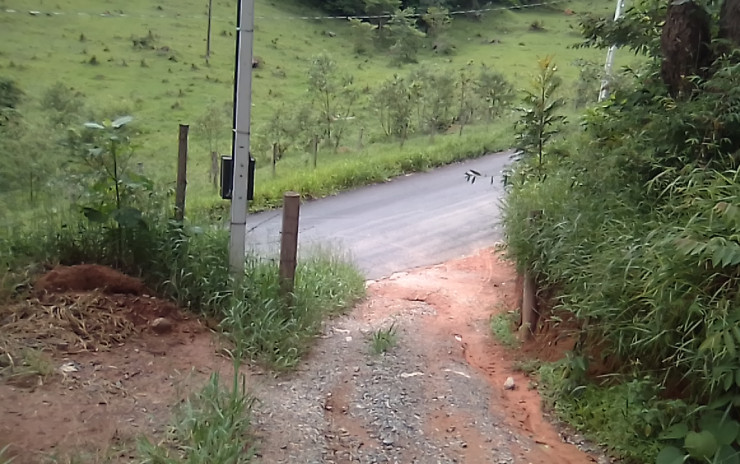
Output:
[
  {"left": 221, "top": 248, "right": 365, "bottom": 369},
  {"left": 137, "top": 364, "right": 256, "bottom": 463}
]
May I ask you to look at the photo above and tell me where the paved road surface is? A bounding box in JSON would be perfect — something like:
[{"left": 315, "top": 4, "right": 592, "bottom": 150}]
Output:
[{"left": 245, "top": 151, "right": 511, "bottom": 280}]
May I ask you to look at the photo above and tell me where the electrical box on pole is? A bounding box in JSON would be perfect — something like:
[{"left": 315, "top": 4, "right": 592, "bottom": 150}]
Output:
[
  {"left": 220, "top": 155, "right": 255, "bottom": 201},
  {"left": 228, "top": 0, "right": 255, "bottom": 274}
]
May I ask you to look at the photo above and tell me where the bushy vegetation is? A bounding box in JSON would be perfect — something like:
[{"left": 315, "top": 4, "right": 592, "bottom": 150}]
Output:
[
  {"left": 0, "top": 113, "right": 365, "bottom": 370},
  {"left": 503, "top": 1, "right": 740, "bottom": 462}
]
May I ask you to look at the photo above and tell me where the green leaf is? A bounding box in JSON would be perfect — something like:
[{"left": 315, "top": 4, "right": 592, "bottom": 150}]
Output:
[
  {"left": 112, "top": 207, "right": 144, "bottom": 229},
  {"left": 111, "top": 115, "right": 133, "bottom": 128},
  {"left": 82, "top": 207, "right": 108, "bottom": 223},
  {"left": 715, "top": 445, "right": 740, "bottom": 464},
  {"left": 656, "top": 446, "right": 687, "bottom": 464},
  {"left": 660, "top": 423, "right": 690, "bottom": 440},
  {"left": 717, "top": 421, "right": 740, "bottom": 446},
  {"left": 724, "top": 332, "right": 737, "bottom": 357},
  {"left": 685, "top": 430, "right": 719, "bottom": 460},
  {"left": 700, "top": 333, "right": 722, "bottom": 352},
  {"left": 700, "top": 413, "right": 740, "bottom": 446}
]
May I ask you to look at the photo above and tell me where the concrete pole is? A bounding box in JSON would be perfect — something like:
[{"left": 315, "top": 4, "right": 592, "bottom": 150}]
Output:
[
  {"left": 229, "top": 0, "right": 255, "bottom": 274},
  {"left": 598, "top": 0, "right": 626, "bottom": 102}
]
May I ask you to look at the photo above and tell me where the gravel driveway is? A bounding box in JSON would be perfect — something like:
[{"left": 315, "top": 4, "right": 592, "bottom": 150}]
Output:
[{"left": 250, "top": 249, "right": 602, "bottom": 464}]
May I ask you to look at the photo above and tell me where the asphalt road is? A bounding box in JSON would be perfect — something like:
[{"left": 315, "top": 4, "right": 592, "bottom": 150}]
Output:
[{"left": 245, "top": 151, "right": 511, "bottom": 280}]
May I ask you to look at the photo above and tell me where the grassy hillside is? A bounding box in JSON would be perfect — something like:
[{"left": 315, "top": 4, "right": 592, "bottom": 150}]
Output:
[{"left": 0, "top": 0, "right": 620, "bottom": 221}]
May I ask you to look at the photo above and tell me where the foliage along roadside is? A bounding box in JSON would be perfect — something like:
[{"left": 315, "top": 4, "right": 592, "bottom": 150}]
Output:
[
  {"left": 0, "top": 116, "right": 366, "bottom": 370},
  {"left": 503, "top": 1, "right": 740, "bottom": 463}
]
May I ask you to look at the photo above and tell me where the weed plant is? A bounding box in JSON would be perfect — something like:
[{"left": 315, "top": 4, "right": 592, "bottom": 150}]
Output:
[
  {"left": 489, "top": 311, "right": 520, "bottom": 349},
  {"left": 370, "top": 323, "right": 398, "bottom": 355},
  {"left": 137, "top": 364, "right": 256, "bottom": 463}
]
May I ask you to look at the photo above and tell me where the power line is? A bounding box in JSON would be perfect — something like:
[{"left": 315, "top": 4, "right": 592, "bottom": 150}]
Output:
[{"left": 2, "top": 1, "right": 570, "bottom": 22}]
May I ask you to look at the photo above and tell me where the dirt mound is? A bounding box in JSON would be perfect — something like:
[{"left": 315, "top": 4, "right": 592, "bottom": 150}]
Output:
[{"left": 34, "top": 264, "right": 146, "bottom": 295}]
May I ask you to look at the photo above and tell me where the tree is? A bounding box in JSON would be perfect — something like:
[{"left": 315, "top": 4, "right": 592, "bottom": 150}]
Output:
[
  {"left": 660, "top": 0, "right": 712, "bottom": 96},
  {"left": 307, "top": 53, "right": 358, "bottom": 151},
  {"left": 372, "top": 74, "right": 414, "bottom": 145},
  {"left": 40, "top": 82, "right": 85, "bottom": 128},
  {"left": 348, "top": 17, "right": 377, "bottom": 54},
  {"left": 292, "top": 102, "right": 324, "bottom": 168},
  {"left": 388, "top": 8, "right": 426, "bottom": 64},
  {"left": 259, "top": 105, "right": 298, "bottom": 177},
  {"left": 455, "top": 61, "right": 476, "bottom": 136},
  {"left": 514, "top": 56, "right": 566, "bottom": 179},
  {"left": 474, "top": 65, "right": 514, "bottom": 120},
  {"left": 422, "top": 6, "right": 451, "bottom": 39},
  {"left": 407, "top": 66, "right": 455, "bottom": 135},
  {"left": 194, "top": 102, "right": 228, "bottom": 190},
  {"left": 719, "top": 0, "right": 740, "bottom": 47},
  {"left": 363, "top": 0, "right": 402, "bottom": 35}
]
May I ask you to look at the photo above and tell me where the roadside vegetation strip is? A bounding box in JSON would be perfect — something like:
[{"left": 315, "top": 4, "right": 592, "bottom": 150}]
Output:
[
  {"left": 2, "top": 219, "right": 365, "bottom": 371},
  {"left": 502, "top": 1, "right": 740, "bottom": 462}
]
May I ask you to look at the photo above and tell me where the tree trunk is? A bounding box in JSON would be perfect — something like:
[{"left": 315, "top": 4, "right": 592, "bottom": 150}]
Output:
[
  {"left": 720, "top": 0, "right": 740, "bottom": 48},
  {"left": 660, "top": 0, "right": 712, "bottom": 97}
]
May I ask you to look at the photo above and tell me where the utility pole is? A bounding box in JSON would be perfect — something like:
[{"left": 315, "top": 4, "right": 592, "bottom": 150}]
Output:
[
  {"left": 598, "top": 0, "right": 627, "bottom": 102},
  {"left": 206, "top": 0, "right": 213, "bottom": 65},
  {"left": 229, "top": 0, "right": 255, "bottom": 274}
]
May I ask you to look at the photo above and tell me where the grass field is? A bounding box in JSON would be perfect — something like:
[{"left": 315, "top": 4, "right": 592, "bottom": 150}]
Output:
[{"left": 0, "top": 0, "right": 623, "bottom": 223}]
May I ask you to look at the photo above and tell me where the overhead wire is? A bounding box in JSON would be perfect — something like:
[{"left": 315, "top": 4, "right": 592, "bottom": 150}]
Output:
[{"left": 1, "top": 0, "right": 570, "bottom": 22}]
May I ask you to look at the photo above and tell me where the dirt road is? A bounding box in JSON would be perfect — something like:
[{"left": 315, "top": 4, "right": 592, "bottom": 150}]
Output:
[
  {"left": 250, "top": 248, "right": 598, "bottom": 464},
  {"left": 0, "top": 251, "right": 601, "bottom": 463}
]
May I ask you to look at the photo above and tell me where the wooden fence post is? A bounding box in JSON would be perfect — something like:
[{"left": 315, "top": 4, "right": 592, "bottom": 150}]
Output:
[
  {"left": 279, "top": 192, "right": 301, "bottom": 298},
  {"left": 174, "top": 124, "right": 189, "bottom": 222},
  {"left": 519, "top": 210, "right": 541, "bottom": 341},
  {"left": 312, "top": 135, "right": 319, "bottom": 168}
]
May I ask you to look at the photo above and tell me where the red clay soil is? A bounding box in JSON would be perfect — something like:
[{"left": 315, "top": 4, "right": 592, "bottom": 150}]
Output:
[
  {"left": 364, "top": 249, "right": 594, "bottom": 464},
  {"left": 34, "top": 264, "right": 147, "bottom": 295},
  {"left": 1, "top": 265, "right": 224, "bottom": 463},
  {"left": 1, "top": 257, "right": 597, "bottom": 463}
]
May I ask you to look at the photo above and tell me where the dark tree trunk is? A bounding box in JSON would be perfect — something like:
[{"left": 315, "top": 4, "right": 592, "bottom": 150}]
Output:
[
  {"left": 720, "top": 0, "right": 740, "bottom": 48},
  {"left": 660, "top": 0, "right": 712, "bottom": 97}
]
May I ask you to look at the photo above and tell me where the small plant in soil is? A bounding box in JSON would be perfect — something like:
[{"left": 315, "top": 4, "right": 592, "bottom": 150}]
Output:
[
  {"left": 489, "top": 311, "right": 520, "bottom": 349},
  {"left": 137, "top": 363, "right": 256, "bottom": 463},
  {"left": 512, "top": 358, "right": 541, "bottom": 376},
  {"left": 1, "top": 348, "right": 54, "bottom": 385},
  {"left": 370, "top": 323, "right": 398, "bottom": 354}
]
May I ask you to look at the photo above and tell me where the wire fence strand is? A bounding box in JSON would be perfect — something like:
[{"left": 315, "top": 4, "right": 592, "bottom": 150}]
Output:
[{"left": 2, "top": 1, "right": 569, "bottom": 22}]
